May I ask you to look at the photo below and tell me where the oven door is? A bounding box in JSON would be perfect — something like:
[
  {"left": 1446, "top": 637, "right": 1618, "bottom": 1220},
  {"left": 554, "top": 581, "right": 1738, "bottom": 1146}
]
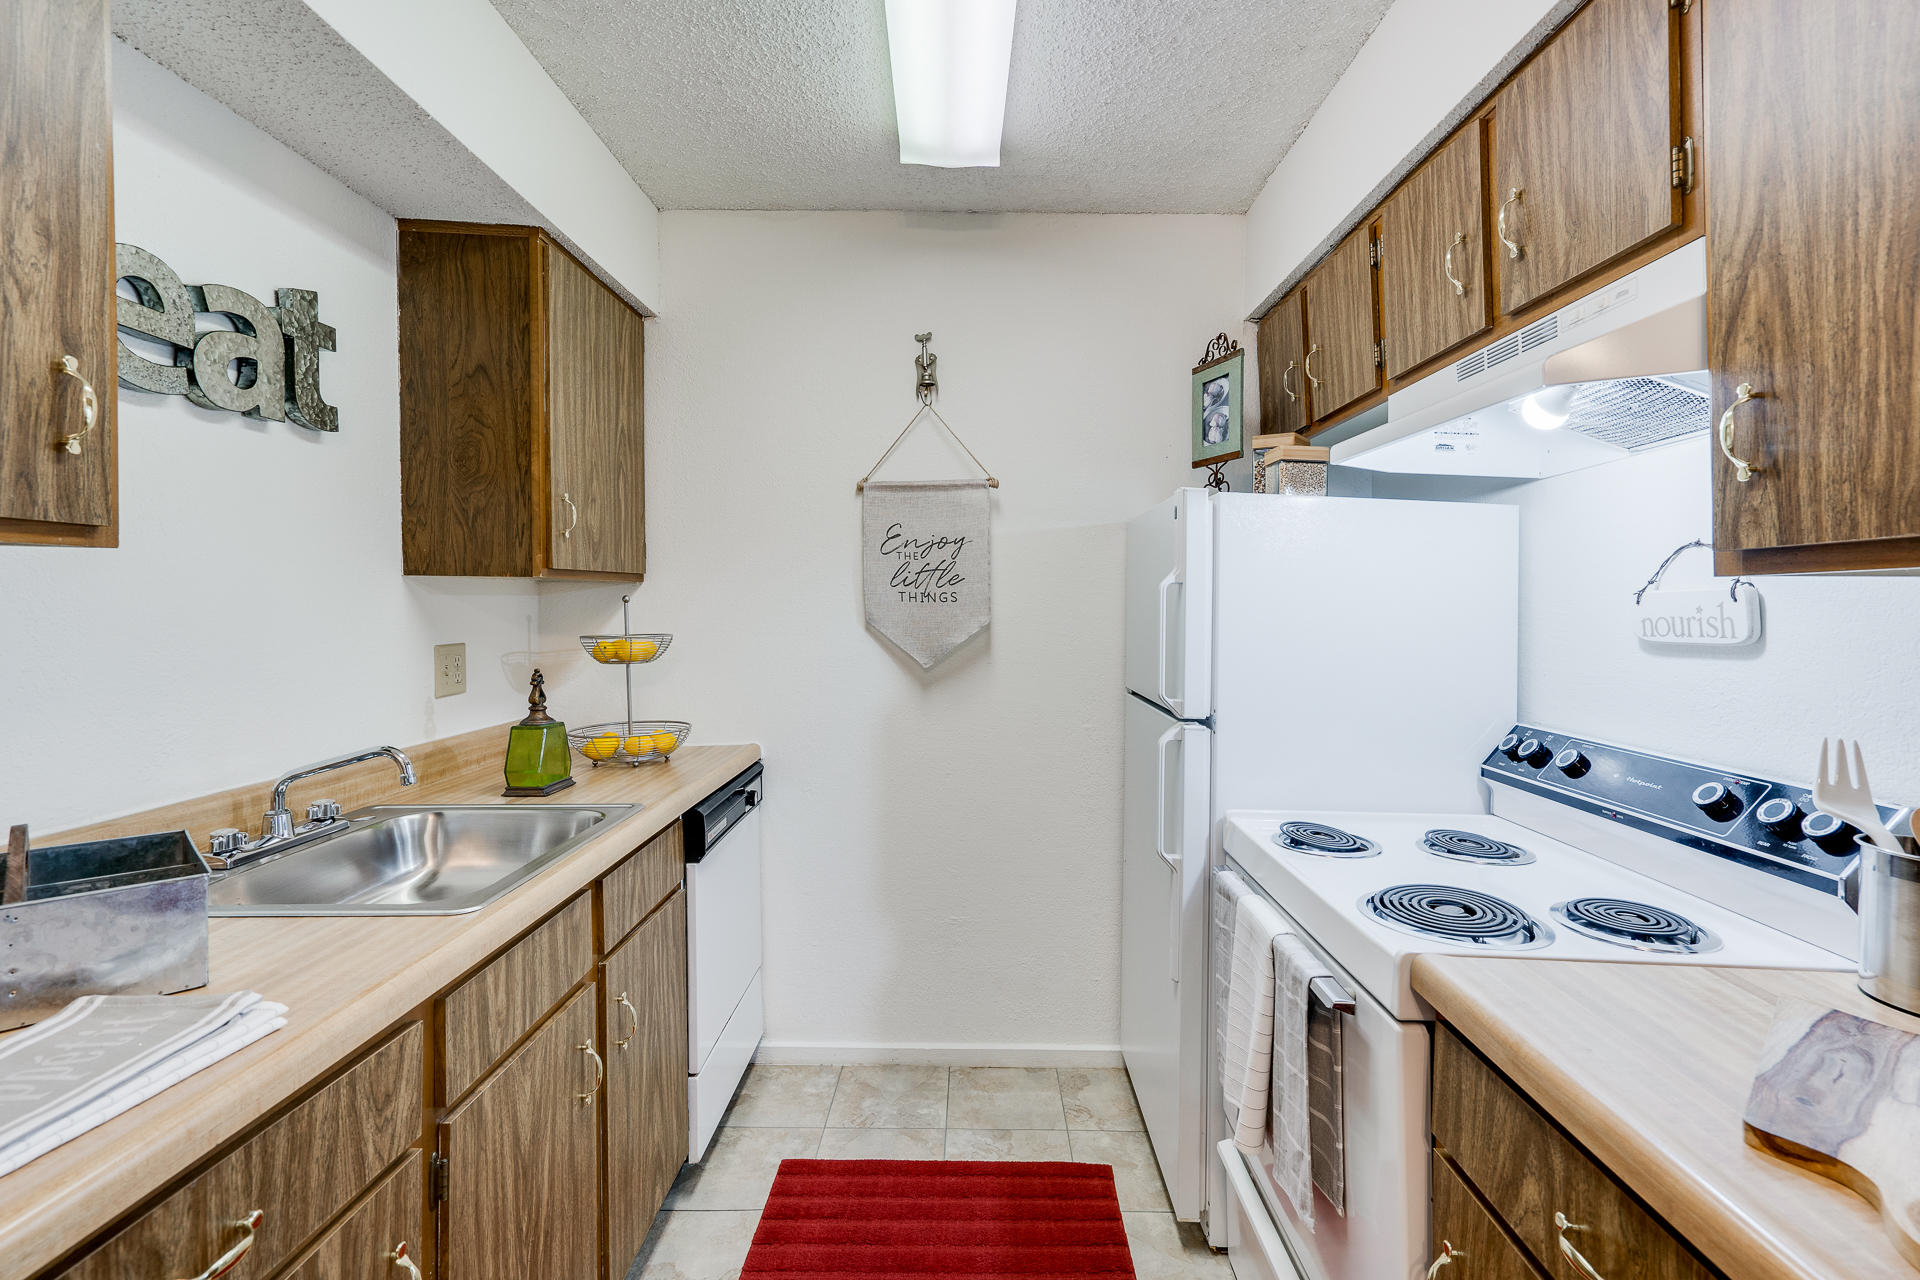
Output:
[{"left": 1211, "top": 862, "right": 1432, "bottom": 1280}]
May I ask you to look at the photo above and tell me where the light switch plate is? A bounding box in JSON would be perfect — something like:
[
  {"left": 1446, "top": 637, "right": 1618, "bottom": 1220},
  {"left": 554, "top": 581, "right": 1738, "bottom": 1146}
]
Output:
[{"left": 434, "top": 643, "right": 467, "bottom": 698}]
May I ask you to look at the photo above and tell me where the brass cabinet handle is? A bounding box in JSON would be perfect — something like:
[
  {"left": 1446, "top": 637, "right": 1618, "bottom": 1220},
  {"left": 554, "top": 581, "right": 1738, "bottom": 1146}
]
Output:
[
  {"left": 578, "top": 1038, "right": 605, "bottom": 1103},
  {"left": 176, "top": 1209, "right": 264, "bottom": 1280},
  {"left": 1555, "top": 1212, "right": 1607, "bottom": 1280},
  {"left": 1426, "top": 1240, "right": 1465, "bottom": 1278},
  {"left": 614, "top": 992, "right": 639, "bottom": 1051},
  {"left": 1718, "top": 382, "right": 1761, "bottom": 482},
  {"left": 1444, "top": 231, "right": 1467, "bottom": 296},
  {"left": 1498, "top": 187, "right": 1525, "bottom": 259},
  {"left": 1281, "top": 360, "right": 1298, "bottom": 403},
  {"left": 561, "top": 492, "right": 579, "bottom": 539},
  {"left": 1304, "top": 344, "right": 1322, "bottom": 392},
  {"left": 389, "top": 1241, "right": 423, "bottom": 1279},
  {"left": 55, "top": 355, "right": 98, "bottom": 455}
]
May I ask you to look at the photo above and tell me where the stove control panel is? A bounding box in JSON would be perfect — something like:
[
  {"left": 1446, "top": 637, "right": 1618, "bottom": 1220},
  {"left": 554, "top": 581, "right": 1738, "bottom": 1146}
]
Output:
[{"left": 1482, "top": 725, "right": 1910, "bottom": 904}]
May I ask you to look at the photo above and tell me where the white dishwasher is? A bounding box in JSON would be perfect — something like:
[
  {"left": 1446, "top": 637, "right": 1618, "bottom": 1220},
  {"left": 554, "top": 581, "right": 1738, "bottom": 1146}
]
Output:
[{"left": 682, "top": 760, "right": 764, "bottom": 1161}]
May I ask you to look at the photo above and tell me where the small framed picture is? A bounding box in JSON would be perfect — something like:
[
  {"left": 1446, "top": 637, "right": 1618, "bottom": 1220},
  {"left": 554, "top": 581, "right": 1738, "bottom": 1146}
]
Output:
[{"left": 1191, "top": 345, "right": 1244, "bottom": 469}]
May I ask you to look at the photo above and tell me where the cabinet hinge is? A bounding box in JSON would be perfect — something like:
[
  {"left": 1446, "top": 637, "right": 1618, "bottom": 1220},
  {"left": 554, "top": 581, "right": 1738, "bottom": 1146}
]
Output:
[
  {"left": 1669, "top": 0, "right": 1692, "bottom": 12},
  {"left": 1671, "top": 137, "right": 1695, "bottom": 194},
  {"left": 429, "top": 1152, "right": 450, "bottom": 1207},
  {"left": 1369, "top": 239, "right": 1381, "bottom": 268},
  {"left": 1374, "top": 339, "right": 1385, "bottom": 369}
]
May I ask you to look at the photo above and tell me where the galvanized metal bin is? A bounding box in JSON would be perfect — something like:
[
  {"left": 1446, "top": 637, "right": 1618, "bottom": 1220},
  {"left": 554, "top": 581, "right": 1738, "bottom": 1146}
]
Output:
[{"left": 0, "top": 831, "right": 211, "bottom": 1032}]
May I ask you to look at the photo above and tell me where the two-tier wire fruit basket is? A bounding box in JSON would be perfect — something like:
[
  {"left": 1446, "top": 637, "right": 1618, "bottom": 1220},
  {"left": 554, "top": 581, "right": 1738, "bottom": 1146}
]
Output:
[{"left": 566, "top": 595, "right": 692, "bottom": 766}]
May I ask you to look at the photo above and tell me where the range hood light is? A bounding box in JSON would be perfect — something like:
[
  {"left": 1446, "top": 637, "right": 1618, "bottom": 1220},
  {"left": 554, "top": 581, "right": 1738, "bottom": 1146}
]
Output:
[
  {"left": 1520, "top": 385, "right": 1576, "bottom": 431},
  {"left": 884, "top": 0, "right": 1018, "bottom": 168}
]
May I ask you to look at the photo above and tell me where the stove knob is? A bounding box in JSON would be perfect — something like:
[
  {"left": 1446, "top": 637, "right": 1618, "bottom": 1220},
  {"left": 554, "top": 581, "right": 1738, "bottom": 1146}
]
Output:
[
  {"left": 1803, "top": 811, "right": 1858, "bottom": 854},
  {"left": 1691, "top": 781, "right": 1744, "bottom": 822},
  {"left": 1755, "top": 796, "right": 1806, "bottom": 841},
  {"left": 1498, "top": 733, "right": 1523, "bottom": 761},
  {"left": 1553, "top": 747, "right": 1591, "bottom": 779},
  {"left": 1517, "top": 737, "right": 1553, "bottom": 768}
]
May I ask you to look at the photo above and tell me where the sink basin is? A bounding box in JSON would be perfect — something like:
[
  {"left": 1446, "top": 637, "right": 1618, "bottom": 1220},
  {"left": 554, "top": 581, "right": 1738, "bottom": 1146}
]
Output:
[{"left": 208, "top": 803, "right": 636, "bottom": 916}]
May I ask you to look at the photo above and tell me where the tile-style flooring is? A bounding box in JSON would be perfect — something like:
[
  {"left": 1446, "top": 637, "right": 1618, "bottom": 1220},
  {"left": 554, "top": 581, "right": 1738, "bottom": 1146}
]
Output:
[{"left": 630, "top": 1064, "right": 1230, "bottom": 1279}]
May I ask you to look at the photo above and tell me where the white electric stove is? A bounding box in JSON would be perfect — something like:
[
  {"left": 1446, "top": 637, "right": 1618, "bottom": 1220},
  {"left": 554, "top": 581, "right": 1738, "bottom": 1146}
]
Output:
[{"left": 1207, "top": 725, "right": 1902, "bottom": 1280}]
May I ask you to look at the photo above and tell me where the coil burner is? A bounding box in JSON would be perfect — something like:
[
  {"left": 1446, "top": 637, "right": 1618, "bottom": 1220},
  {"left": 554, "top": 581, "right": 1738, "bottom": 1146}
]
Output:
[
  {"left": 1273, "top": 822, "right": 1380, "bottom": 859},
  {"left": 1363, "top": 884, "right": 1549, "bottom": 949},
  {"left": 1552, "top": 897, "right": 1720, "bottom": 955},
  {"left": 1422, "top": 829, "right": 1536, "bottom": 866}
]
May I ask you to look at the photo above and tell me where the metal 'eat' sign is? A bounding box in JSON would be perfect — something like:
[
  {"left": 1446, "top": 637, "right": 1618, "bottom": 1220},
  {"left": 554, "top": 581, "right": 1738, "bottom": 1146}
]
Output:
[{"left": 113, "top": 243, "right": 339, "bottom": 432}]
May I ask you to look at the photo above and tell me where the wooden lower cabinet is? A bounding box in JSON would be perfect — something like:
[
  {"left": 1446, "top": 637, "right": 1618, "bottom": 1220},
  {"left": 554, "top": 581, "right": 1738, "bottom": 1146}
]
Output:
[
  {"left": 440, "top": 984, "right": 603, "bottom": 1280},
  {"left": 1430, "top": 1152, "right": 1545, "bottom": 1280},
  {"left": 603, "top": 889, "right": 690, "bottom": 1280},
  {"left": 279, "top": 1152, "right": 426, "bottom": 1280}
]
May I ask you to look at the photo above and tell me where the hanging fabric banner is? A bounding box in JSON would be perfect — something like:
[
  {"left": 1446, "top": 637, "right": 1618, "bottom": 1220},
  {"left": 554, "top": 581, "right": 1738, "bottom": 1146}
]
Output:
[{"left": 861, "top": 480, "right": 992, "bottom": 668}]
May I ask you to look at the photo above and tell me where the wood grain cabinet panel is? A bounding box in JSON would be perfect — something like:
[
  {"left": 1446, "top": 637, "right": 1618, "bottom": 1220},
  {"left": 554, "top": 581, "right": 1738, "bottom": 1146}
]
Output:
[
  {"left": 441, "top": 893, "right": 593, "bottom": 1102},
  {"left": 441, "top": 984, "right": 602, "bottom": 1280},
  {"left": 399, "top": 222, "right": 646, "bottom": 579},
  {"left": 1430, "top": 1152, "right": 1549, "bottom": 1280},
  {"left": 602, "top": 823, "right": 684, "bottom": 950},
  {"left": 1255, "top": 292, "right": 1309, "bottom": 435},
  {"left": 57, "top": 1024, "right": 422, "bottom": 1280},
  {"left": 603, "top": 889, "right": 689, "bottom": 1280},
  {"left": 1434, "top": 1027, "right": 1719, "bottom": 1280},
  {"left": 1380, "top": 123, "right": 1491, "bottom": 378},
  {"left": 277, "top": 1151, "right": 425, "bottom": 1280},
  {"left": 1493, "top": 0, "right": 1680, "bottom": 315},
  {"left": 1706, "top": 0, "right": 1920, "bottom": 570},
  {"left": 1302, "top": 228, "right": 1380, "bottom": 422},
  {"left": 0, "top": 0, "right": 116, "bottom": 545}
]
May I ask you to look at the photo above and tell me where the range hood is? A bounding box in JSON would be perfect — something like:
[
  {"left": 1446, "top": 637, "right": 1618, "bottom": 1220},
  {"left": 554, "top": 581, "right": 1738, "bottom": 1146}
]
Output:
[{"left": 1331, "top": 239, "right": 1708, "bottom": 478}]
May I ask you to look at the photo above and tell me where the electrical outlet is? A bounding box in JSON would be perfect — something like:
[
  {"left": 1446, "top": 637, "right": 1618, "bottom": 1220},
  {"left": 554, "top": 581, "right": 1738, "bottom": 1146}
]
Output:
[{"left": 433, "top": 643, "right": 467, "bottom": 698}]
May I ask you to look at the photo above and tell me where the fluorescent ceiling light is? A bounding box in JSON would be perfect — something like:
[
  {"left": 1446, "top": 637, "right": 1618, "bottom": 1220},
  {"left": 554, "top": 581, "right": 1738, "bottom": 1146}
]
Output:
[{"left": 884, "top": 0, "right": 1017, "bottom": 168}]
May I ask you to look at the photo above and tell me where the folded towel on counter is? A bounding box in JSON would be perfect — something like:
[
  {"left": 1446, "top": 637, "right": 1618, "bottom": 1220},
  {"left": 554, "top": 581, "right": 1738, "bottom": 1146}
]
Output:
[
  {"left": 1214, "top": 867, "right": 1283, "bottom": 1155},
  {"left": 0, "top": 991, "right": 288, "bottom": 1176},
  {"left": 1271, "top": 931, "right": 1337, "bottom": 1227}
]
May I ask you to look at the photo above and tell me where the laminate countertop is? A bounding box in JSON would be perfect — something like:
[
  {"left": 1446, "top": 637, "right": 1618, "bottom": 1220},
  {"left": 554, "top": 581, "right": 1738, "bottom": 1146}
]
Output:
[
  {"left": 0, "top": 741, "right": 761, "bottom": 1280},
  {"left": 1413, "top": 955, "right": 1920, "bottom": 1280}
]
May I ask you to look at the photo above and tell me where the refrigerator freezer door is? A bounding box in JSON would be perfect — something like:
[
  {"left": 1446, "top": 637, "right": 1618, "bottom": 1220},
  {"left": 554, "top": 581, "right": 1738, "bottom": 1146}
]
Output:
[
  {"left": 1120, "top": 693, "right": 1212, "bottom": 1220},
  {"left": 1126, "top": 489, "right": 1213, "bottom": 719}
]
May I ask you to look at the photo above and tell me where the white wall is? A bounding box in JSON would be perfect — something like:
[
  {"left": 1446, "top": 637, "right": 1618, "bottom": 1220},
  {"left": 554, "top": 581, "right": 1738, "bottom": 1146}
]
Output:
[
  {"left": 1243, "top": 0, "right": 1570, "bottom": 317},
  {"left": 1376, "top": 439, "right": 1920, "bottom": 799},
  {"left": 0, "top": 46, "right": 540, "bottom": 833},
  {"left": 541, "top": 211, "right": 1247, "bottom": 1062}
]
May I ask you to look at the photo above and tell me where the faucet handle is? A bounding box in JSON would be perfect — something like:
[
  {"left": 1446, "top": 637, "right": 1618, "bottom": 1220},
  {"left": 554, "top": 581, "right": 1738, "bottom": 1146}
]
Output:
[
  {"left": 306, "top": 799, "right": 343, "bottom": 823},
  {"left": 209, "top": 827, "right": 249, "bottom": 854}
]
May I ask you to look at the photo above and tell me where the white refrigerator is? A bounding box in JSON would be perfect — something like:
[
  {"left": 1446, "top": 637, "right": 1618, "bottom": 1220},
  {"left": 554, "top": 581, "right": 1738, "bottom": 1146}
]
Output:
[{"left": 1119, "top": 490, "right": 1517, "bottom": 1226}]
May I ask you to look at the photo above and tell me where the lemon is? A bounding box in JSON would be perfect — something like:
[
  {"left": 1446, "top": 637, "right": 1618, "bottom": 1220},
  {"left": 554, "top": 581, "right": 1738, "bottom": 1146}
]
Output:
[
  {"left": 592, "top": 637, "right": 659, "bottom": 663},
  {"left": 654, "top": 731, "right": 679, "bottom": 755},
  {"left": 624, "top": 734, "right": 656, "bottom": 756},
  {"left": 581, "top": 731, "right": 619, "bottom": 761},
  {"left": 628, "top": 639, "right": 659, "bottom": 662}
]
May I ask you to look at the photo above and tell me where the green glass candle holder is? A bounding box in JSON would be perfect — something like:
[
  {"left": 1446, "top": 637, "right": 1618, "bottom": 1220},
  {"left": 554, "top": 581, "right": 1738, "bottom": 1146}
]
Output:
[{"left": 503, "top": 669, "right": 575, "bottom": 797}]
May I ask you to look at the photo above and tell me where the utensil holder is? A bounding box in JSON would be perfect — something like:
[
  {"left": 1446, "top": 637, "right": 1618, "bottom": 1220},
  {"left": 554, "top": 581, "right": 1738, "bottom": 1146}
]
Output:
[{"left": 1857, "top": 834, "right": 1920, "bottom": 1016}]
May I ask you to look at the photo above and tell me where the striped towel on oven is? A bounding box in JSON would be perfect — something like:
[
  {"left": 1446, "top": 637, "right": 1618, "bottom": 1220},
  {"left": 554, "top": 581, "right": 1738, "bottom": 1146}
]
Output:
[{"left": 1213, "top": 867, "right": 1282, "bottom": 1155}]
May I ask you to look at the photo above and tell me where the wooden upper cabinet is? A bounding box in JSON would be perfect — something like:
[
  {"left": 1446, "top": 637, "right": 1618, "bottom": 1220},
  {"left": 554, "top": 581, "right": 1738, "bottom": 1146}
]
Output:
[
  {"left": 1380, "top": 123, "right": 1491, "bottom": 379},
  {"left": 399, "top": 222, "right": 645, "bottom": 579},
  {"left": 1493, "top": 0, "right": 1680, "bottom": 315},
  {"left": 1256, "top": 291, "right": 1309, "bottom": 435},
  {"left": 1707, "top": 0, "right": 1920, "bottom": 571},
  {"left": 1, "top": 0, "right": 116, "bottom": 546},
  {"left": 1302, "top": 227, "right": 1380, "bottom": 422}
]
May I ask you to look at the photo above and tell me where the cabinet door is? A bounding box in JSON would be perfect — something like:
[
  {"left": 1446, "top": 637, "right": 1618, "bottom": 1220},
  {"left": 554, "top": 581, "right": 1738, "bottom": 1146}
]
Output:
[
  {"left": 603, "top": 890, "right": 689, "bottom": 1280},
  {"left": 1256, "top": 292, "right": 1308, "bottom": 435},
  {"left": 278, "top": 1152, "right": 426, "bottom": 1280},
  {"left": 1, "top": 0, "right": 115, "bottom": 539},
  {"left": 1493, "top": 0, "right": 1679, "bottom": 314},
  {"left": 1707, "top": 0, "right": 1920, "bottom": 566},
  {"left": 1302, "top": 228, "right": 1380, "bottom": 422},
  {"left": 441, "top": 984, "right": 601, "bottom": 1280},
  {"left": 1381, "top": 124, "right": 1490, "bottom": 378},
  {"left": 1429, "top": 1153, "right": 1545, "bottom": 1280},
  {"left": 546, "top": 244, "right": 646, "bottom": 577}
]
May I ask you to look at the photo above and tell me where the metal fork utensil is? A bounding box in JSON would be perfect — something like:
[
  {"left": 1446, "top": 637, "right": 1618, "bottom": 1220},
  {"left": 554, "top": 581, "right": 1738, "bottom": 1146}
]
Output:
[{"left": 1814, "top": 738, "right": 1906, "bottom": 856}]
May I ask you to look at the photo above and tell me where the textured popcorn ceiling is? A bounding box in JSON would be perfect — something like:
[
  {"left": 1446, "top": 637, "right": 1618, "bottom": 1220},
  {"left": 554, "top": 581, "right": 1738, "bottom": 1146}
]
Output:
[{"left": 489, "top": 0, "right": 1395, "bottom": 213}]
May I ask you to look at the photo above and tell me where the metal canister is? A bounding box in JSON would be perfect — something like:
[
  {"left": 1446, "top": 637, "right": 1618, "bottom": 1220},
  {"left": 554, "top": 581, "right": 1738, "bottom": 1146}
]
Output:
[{"left": 1857, "top": 836, "right": 1920, "bottom": 1016}]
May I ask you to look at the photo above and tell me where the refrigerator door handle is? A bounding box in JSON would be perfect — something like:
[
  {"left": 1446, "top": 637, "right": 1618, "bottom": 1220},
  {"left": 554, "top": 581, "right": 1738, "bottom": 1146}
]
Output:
[
  {"left": 1157, "top": 570, "right": 1184, "bottom": 716},
  {"left": 1153, "top": 723, "right": 1181, "bottom": 872},
  {"left": 1158, "top": 725, "right": 1186, "bottom": 984}
]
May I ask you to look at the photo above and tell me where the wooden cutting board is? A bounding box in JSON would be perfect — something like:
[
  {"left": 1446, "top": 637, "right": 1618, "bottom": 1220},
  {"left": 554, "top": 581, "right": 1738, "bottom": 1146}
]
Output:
[{"left": 1744, "top": 999, "right": 1920, "bottom": 1267}]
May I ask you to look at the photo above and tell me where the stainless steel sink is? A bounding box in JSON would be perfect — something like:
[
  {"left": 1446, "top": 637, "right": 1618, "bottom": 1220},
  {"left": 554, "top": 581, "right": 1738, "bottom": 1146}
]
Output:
[{"left": 208, "top": 803, "right": 636, "bottom": 916}]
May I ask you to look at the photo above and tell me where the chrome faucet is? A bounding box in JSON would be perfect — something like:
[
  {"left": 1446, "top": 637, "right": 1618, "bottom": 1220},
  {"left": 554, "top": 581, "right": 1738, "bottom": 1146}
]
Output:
[{"left": 208, "top": 746, "right": 417, "bottom": 869}]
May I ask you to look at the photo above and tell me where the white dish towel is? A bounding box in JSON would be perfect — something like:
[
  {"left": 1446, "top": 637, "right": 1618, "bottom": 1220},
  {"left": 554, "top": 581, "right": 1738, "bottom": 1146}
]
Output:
[{"left": 1214, "top": 868, "right": 1282, "bottom": 1154}]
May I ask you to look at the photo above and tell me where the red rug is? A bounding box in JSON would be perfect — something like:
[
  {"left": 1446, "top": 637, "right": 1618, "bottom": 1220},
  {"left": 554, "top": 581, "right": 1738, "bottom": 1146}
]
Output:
[{"left": 741, "top": 1159, "right": 1137, "bottom": 1279}]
